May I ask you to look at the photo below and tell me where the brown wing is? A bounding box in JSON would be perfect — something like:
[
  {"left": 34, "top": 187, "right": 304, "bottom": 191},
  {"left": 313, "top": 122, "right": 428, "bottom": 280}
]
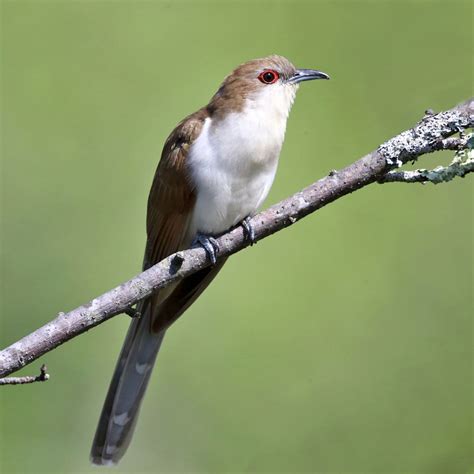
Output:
[
  {"left": 143, "top": 108, "right": 208, "bottom": 270},
  {"left": 143, "top": 108, "right": 210, "bottom": 327}
]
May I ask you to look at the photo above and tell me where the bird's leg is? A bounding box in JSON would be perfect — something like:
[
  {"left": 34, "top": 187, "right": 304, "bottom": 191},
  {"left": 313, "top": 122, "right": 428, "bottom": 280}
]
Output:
[
  {"left": 193, "top": 233, "right": 220, "bottom": 265},
  {"left": 241, "top": 216, "right": 256, "bottom": 245}
]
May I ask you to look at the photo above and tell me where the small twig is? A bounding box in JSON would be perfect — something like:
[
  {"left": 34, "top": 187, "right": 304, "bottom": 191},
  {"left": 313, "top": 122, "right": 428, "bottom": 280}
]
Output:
[
  {"left": 0, "top": 364, "right": 49, "bottom": 385},
  {"left": 380, "top": 160, "right": 474, "bottom": 184},
  {"left": 380, "top": 135, "right": 473, "bottom": 184}
]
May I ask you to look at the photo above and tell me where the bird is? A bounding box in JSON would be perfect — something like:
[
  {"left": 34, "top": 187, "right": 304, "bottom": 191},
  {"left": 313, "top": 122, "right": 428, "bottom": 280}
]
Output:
[{"left": 90, "top": 54, "right": 329, "bottom": 465}]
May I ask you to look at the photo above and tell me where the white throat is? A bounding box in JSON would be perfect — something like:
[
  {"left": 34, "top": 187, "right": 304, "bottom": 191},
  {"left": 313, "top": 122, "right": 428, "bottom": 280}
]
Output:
[{"left": 188, "top": 83, "right": 298, "bottom": 236}]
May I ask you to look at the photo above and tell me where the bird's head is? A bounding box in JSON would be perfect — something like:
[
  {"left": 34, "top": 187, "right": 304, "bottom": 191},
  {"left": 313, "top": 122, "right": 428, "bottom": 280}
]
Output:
[{"left": 208, "top": 55, "right": 329, "bottom": 119}]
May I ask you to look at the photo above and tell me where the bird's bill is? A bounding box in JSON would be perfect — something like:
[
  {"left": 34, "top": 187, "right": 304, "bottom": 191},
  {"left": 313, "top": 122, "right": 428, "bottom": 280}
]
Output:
[{"left": 289, "top": 69, "right": 330, "bottom": 84}]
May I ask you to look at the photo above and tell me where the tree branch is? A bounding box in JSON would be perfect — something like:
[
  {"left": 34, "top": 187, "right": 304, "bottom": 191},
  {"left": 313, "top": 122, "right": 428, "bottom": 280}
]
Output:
[{"left": 1, "top": 98, "right": 472, "bottom": 380}]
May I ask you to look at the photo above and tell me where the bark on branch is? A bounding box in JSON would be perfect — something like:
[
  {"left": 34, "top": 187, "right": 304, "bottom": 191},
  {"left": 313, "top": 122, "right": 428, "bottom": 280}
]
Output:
[{"left": 1, "top": 98, "right": 472, "bottom": 379}]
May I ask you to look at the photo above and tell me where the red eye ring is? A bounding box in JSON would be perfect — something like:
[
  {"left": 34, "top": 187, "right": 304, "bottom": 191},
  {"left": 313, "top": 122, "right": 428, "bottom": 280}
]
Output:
[{"left": 258, "top": 69, "right": 279, "bottom": 84}]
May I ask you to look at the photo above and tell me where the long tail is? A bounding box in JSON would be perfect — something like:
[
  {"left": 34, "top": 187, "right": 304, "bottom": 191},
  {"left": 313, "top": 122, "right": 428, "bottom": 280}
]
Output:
[{"left": 90, "top": 303, "right": 164, "bottom": 466}]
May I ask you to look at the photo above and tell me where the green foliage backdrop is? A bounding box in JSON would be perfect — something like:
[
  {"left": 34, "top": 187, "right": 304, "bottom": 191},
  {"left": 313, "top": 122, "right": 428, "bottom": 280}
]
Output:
[{"left": 1, "top": 1, "right": 472, "bottom": 472}]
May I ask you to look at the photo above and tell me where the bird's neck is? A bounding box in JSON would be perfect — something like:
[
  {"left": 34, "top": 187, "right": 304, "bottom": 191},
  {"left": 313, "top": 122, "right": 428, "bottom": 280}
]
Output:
[{"left": 206, "top": 85, "right": 298, "bottom": 165}]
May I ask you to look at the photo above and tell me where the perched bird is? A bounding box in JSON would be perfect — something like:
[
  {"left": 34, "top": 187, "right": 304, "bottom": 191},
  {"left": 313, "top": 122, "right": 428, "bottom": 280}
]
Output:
[{"left": 90, "top": 55, "right": 329, "bottom": 465}]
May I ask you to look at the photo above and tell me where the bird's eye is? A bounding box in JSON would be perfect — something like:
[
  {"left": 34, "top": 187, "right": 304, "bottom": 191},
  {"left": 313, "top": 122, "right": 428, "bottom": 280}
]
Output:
[{"left": 258, "top": 69, "right": 279, "bottom": 84}]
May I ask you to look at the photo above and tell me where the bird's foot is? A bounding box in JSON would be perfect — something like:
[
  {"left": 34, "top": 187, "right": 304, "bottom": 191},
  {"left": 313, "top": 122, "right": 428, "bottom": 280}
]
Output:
[
  {"left": 193, "top": 233, "right": 220, "bottom": 264},
  {"left": 242, "top": 216, "right": 256, "bottom": 245}
]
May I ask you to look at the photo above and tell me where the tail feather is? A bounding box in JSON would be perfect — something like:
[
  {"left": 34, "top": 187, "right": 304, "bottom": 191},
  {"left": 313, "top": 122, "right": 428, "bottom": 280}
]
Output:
[{"left": 90, "top": 304, "right": 165, "bottom": 466}]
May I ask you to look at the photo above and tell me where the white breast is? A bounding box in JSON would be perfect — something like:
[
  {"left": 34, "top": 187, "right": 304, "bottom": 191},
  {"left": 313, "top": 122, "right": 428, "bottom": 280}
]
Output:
[{"left": 188, "top": 84, "right": 297, "bottom": 235}]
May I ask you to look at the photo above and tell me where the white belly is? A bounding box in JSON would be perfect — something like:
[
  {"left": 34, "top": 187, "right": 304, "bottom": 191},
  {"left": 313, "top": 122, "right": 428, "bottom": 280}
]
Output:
[{"left": 188, "top": 110, "right": 285, "bottom": 235}]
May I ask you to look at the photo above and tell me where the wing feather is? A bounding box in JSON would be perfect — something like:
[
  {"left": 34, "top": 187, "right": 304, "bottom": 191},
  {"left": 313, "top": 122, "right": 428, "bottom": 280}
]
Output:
[{"left": 143, "top": 109, "right": 208, "bottom": 270}]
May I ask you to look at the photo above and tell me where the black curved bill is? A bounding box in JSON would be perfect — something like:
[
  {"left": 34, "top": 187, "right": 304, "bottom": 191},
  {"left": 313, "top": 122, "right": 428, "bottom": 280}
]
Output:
[{"left": 289, "top": 69, "right": 330, "bottom": 84}]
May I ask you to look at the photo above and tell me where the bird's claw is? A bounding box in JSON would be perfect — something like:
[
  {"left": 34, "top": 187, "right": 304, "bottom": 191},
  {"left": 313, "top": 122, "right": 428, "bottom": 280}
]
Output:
[
  {"left": 193, "top": 233, "right": 220, "bottom": 264},
  {"left": 242, "top": 217, "right": 256, "bottom": 245}
]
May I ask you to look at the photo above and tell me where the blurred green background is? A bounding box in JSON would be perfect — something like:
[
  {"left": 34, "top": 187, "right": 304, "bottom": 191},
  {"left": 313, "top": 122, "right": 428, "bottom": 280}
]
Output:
[{"left": 1, "top": 1, "right": 472, "bottom": 473}]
